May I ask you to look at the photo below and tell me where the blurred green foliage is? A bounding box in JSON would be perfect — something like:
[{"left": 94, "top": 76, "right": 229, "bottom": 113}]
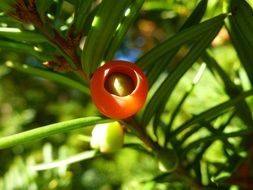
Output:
[{"left": 0, "top": 0, "right": 253, "bottom": 189}]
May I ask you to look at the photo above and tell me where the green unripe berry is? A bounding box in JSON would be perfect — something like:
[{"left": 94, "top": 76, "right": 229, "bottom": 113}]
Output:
[
  {"left": 105, "top": 73, "right": 135, "bottom": 97},
  {"left": 90, "top": 121, "right": 124, "bottom": 153},
  {"left": 157, "top": 148, "right": 178, "bottom": 172}
]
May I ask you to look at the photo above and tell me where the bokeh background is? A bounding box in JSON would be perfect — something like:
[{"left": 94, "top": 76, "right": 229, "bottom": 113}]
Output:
[{"left": 1, "top": 0, "right": 253, "bottom": 189}]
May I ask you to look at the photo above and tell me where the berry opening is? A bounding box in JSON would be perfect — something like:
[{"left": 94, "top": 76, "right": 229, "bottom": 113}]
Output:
[{"left": 104, "top": 72, "right": 135, "bottom": 97}]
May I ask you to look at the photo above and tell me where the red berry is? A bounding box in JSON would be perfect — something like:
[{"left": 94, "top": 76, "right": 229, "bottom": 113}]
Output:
[{"left": 90, "top": 60, "right": 148, "bottom": 119}]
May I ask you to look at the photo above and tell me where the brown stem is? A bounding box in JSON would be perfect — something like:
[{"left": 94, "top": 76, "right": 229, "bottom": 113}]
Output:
[
  {"left": 124, "top": 117, "right": 160, "bottom": 150},
  {"left": 75, "top": 68, "right": 91, "bottom": 82},
  {"left": 125, "top": 116, "right": 206, "bottom": 189},
  {"left": 9, "top": 0, "right": 88, "bottom": 80}
]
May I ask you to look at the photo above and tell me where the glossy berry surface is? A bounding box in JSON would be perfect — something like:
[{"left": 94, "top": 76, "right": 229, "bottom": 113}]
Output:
[
  {"left": 157, "top": 148, "right": 178, "bottom": 172},
  {"left": 105, "top": 73, "right": 135, "bottom": 97},
  {"left": 90, "top": 60, "right": 148, "bottom": 119},
  {"left": 90, "top": 121, "right": 124, "bottom": 153}
]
